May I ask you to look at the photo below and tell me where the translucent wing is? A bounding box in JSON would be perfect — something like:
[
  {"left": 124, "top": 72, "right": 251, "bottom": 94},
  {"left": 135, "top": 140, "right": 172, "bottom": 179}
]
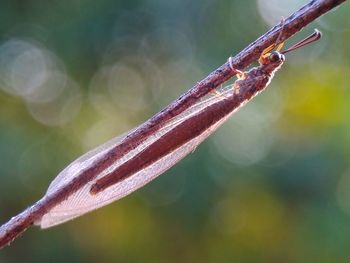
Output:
[
  {"left": 45, "top": 128, "right": 139, "bottom": 195},
  {"left": 36, "top": 88, "right": 235, "bottom": 228},
  {"left": 46, "top": 87, "right": 232, "bottom": 195}
]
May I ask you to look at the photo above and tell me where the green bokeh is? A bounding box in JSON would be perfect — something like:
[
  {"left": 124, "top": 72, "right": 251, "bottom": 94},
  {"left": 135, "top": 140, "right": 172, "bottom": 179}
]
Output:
[{"left": 0, "top": 0, "right": 350, "bottom": 262}]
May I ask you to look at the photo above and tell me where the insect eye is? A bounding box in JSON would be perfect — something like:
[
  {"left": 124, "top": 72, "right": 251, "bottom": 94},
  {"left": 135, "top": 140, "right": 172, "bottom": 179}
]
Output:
[{"left": 269, "top": 51, "right": 283, "bottom": 62}]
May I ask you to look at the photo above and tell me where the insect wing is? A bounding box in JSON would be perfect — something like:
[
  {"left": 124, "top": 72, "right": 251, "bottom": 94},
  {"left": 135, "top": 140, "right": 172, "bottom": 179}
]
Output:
[{"left": 37, "top": 88, "right": 234, "bottom": 228}]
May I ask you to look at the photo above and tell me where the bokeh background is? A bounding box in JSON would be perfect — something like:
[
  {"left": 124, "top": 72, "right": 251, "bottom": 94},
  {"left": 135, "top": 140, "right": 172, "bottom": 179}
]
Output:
[{"left": 0, "top": 0, "right": 350, "bottom": 262}]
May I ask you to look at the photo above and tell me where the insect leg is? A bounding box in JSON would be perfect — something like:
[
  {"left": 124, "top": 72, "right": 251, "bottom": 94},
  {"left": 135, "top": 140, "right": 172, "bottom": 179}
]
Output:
[
  {"left": 259, "top": 17, "right": 285, "bottom": 63},
  {"left": 209, "top": 84, "right": 230, "bottom": 100},
  {"left": 228, "top": 57, "right": 247, "bottom": 80}
]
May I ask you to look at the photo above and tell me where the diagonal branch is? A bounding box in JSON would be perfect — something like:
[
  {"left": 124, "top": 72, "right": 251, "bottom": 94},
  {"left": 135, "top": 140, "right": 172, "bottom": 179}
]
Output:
[
  {"left": 184, "top": 0, "right": 346, "bottom": 104},
  {"left": 0, "top": 0, "right": 347, "bottom": 250}
]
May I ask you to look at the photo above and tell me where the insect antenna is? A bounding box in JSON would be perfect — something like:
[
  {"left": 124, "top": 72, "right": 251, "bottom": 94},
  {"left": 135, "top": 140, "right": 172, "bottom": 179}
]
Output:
[{"left": 282, "top": 29, "right": 322, "bottom": 54}]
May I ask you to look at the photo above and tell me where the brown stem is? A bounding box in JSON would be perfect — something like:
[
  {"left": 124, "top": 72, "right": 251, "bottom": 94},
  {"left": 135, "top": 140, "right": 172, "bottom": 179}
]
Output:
[{"left": 0, "top": 0, "right": 346, "bottom": 250}]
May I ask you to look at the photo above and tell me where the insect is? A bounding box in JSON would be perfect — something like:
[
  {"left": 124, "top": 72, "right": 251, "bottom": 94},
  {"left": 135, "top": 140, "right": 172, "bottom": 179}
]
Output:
[{"left": 0, "top": 28, "right": 321, "bottom": 248}]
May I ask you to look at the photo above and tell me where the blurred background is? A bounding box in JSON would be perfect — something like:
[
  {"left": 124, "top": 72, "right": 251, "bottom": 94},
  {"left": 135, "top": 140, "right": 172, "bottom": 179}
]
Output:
[{"left": 0, "top": 0, "right": 349, "bottom": 262}]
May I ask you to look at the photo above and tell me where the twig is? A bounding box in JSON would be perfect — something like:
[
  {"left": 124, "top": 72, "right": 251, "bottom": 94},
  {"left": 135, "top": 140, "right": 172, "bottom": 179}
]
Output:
[{"left": 0, "top": 0, "right": 346, "bottom": 250}]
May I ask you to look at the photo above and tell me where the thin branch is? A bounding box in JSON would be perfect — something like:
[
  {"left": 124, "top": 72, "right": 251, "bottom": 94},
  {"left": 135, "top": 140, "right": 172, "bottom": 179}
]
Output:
[{"left": 0, "top": 0, "right": 346, "bottom": 250}]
